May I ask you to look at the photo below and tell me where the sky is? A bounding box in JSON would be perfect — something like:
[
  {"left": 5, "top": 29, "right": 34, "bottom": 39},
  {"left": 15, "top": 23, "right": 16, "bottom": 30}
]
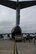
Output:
[
  {"left": 0, "top": 4, "right": 36, "bottom": 33},
  {"left": 20, "top": 5, "right": 36, "bottom": 33},
  {"left": 10, "top": 0, "right": 36, "bottom": 1},
  {"left": 19, "top": 0, "right": 36, "bottom": 1},
  {"left": 0, "top": 5, "right": 16, "bottom": 34}
]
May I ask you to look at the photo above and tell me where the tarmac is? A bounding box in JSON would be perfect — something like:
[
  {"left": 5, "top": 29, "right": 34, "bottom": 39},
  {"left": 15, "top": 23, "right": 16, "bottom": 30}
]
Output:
[
  {"left": 0, "top": 39, "right": 36, "bottom": 54},
  {"left": 16, "top": 40, "right": 36, "bottom": 54},
  {"left": 0, "top": 40, "right": 14, "bottom": 54}
]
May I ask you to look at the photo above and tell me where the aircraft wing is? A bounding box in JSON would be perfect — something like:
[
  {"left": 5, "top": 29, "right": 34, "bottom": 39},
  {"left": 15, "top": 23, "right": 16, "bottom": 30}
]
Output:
[{"left": 0, "top": 0, "right": 16, "bottom": 9}]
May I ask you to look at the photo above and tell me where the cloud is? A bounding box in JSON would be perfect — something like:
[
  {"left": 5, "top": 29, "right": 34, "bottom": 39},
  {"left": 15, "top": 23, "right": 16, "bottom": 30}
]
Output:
[
  {"left": 0, "top": 5, "right": 16, "bottom": 33},
  {"left": 9, "top": 0, "right": 17, "bottom": 1},
  {"left": 20, "top": 5, "right": 36, "bottom": 33},
  {"left": 19, "top": 0, "right": 36, "bottom": 1},
  {"left": 0, "top": 5, "right": 16, "bottom": 22},
  {"left": 0, "top": 5, "right": 36, "bottom": 33},
  {"left": 9, "top": 0, "right": 36, "bottom": 1}
]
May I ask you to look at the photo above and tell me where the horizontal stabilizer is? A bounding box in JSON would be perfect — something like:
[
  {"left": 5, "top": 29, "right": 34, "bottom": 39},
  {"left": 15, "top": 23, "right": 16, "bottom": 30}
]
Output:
[{"left": 0, "top": 0, "right": 36, "bottom": 9}]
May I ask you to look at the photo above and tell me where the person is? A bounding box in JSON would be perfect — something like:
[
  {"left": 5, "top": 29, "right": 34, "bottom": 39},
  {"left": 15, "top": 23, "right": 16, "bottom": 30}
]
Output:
[
  {"left": 27, "top": 34, "right": 30, "bottom": 43},
  {"left": 24, "top": 38, "right": 25, "bottom": 42},
  {"left": 33, "top": 37, "right": 35, "bottom": 45}
]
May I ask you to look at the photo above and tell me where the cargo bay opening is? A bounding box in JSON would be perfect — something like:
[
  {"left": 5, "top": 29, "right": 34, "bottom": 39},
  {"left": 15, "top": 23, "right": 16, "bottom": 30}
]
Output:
[{"left": 11, "top": 26, "right": 22, "bottom": 39}]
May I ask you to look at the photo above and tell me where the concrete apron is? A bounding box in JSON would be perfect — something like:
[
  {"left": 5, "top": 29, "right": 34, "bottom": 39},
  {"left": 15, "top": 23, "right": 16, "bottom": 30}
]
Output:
[{"left": 0, "top": 40, "right": 18, "bottom": 54}]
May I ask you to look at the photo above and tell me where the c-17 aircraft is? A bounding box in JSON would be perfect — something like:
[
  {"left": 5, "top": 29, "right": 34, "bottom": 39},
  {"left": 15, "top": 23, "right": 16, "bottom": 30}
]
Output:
[{"left": 0, "top": 0, "right": 36, "bottom": 39}]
